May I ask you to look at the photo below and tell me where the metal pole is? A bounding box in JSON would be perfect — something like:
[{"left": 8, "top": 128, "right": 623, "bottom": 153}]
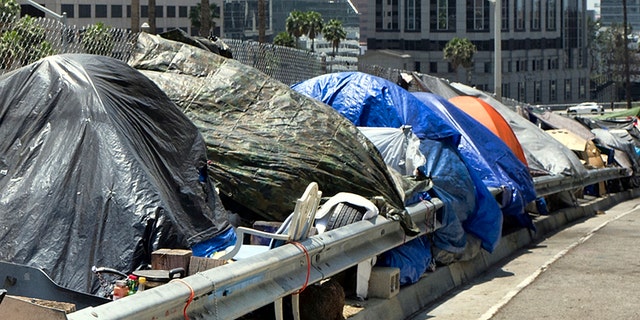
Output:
[{"left": 492, "top": 0, "right": 502, "bottom": 101}]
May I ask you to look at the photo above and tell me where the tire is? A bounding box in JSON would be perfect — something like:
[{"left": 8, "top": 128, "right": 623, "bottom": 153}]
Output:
[{"left": 324, "top": 202, "right": 366, "bottom": 231}]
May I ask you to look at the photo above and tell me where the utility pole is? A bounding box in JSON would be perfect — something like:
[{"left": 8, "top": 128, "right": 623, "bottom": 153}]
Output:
[
  {"left": 623, "top": 0, "right": 631, "bottom": 108},
  {"left": 489, "top": 0, "right": 502, "bottom": 101},
  {"left": 258, "top": 0, "right": 265, "bottom": 43}
]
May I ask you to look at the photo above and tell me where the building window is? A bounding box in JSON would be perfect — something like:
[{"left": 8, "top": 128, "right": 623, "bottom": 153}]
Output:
[
  {"left": 579, "top": 78, "right": 586, "bottom": 99},
  {"left": 79, "top": 4, "right": 91, "bottom": 18},
  {"left": 515, "top": 0, "right": 525, "bottom": 31},
  {"left": 501, "top": 0, "right": 509, "bottom": 31},
  {"left": 95, "top": 5, "right": 107, "bottom": 18},
  {"left": 405, "top": 0, "right": 421, "bottom": 31},
  {"left": 547, "top": 57, "right": 558, "bottom": 70},
  {"left": 516, "top": 59, "right": 527, "bottom": 72},
  {"left": 179, "top": 6, "right": 188, "bottom": 18},
  {"left": 468, "top": 0, "right": 488, "bottom": 31},
  {"left": 532, "top": 59, "right": 543, "bottom": 71},
  {"left": 155, "top": 6, "right": 163, "bottom": 18},
  {"left": 534, "top": 81, "right": 541, "bottom": 102},
  {"left": 518, "top": 82, "right": 526, "bottom": 101},
  {"left": 141, "top": 5, "right": 148, "bottom": 18},
  {"left": 546, "top": 0, "right": 556, "bottom": 30},
  {"left": 549, "top": 80, "right": 557, "bottom": 101},
  {"left": 565, "top": 79, "right": 572, "bottom": 100},
  {"left": 126, "top": 5, "right": 130, "bottom": 18},
  {"left": 484, "top": 61, "right": 491, "bottom": 73},
  {"left": 111, "top": 5, "right": 122, "bottom": 18},
  {"left": 502, "top": 83, "right": 510, "bottom": 98},
  {"left": 167, "top": 6, "right": 176, "bottom": 18},
  {"left": 430, "top": 62, "right": 438, "bottom": 73},
  {"left": 61, "top": 4, "right": 74, "bottom": 18},
  {"left": 531, "top": 0, "right": 540, "bottom": 30},
  {"left": 414, "top": 61, "right": 421, "bottom": 72},
  {"left": 431, "top": 0, "right": 455, "bottom": 31}
]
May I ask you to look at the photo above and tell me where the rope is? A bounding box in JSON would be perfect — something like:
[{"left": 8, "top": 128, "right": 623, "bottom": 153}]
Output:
[
  {"left": 290, "top": 241, "right": 311, "bottom": 295},
  {"left": 171, "top": 279, "right": 195, "bottom": 320}
]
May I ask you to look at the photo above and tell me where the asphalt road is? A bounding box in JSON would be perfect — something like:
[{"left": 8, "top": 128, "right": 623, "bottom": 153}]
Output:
[{"left": 409, "top": 197, "right": 640, "bottom": 320}]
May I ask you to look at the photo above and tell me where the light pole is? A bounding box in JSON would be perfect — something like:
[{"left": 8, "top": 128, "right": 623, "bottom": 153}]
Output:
[{"left": 489, "top": 0, "right": 502, "bottom": 101}]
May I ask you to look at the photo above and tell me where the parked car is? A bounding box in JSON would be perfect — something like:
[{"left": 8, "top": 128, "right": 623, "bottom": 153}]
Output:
[{"left": 566, "top": 102, "right": 605, "bottom": 115}]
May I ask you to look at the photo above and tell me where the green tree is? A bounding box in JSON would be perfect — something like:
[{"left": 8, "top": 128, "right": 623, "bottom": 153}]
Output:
[
  {"left": 190, "top": 2, "right": 219, "bottom": 36},
  {"left": 81, "top": 22, "right": 114, "bottom": 55},
  {"left": 273, "top": 31, "right": 295, "bottom": 48},
  {"left": 285, "top": 10, "right": 307, "bottom": 48},
  {"left": 0, "top": 15, "right": 55, "bottom": 69},
  {"left": 305, "top": 11, "right": 323, "bottom": 52},
  {"left": 322, "top": 19, "right": 346, "bottom": 56},
  {"left": 1, "top": 0, "right": 19, "bottom": 17},
  {"left": 592, "top": 23, "right": 639, "bottom": 101},
  {"left": 443, "top": 37, "right": 477, "bottom": 83}
]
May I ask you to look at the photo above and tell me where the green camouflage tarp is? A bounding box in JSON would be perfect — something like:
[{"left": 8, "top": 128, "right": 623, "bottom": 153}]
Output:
[{"left": 128, "top": 33, "right": 416, "bottom": 232}]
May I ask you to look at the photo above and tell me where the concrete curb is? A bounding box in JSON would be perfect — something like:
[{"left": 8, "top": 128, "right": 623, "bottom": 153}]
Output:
[{"left": 348, "top": 188, "right": 640, "bottom": 320}]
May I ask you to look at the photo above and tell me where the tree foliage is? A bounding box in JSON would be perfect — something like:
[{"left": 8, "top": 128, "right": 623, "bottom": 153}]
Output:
[
  {"left": 306, "top": 11, "right": 323, "bottom": 52},
  {"left": 285, "top": 10, "right": 307, "bottom": 48},
  {"left": 0, "top": 0, "right": 19, "bottom": 17},
  {"left": 322, "top": 19, "right": 346, "bottom": 56},
  {"left": 443, "top": 37, "right": 477, "bottom": 71},
  {"left": 273, "top": 31, "right": 295, "bottom": 48},
  {"left": 591, "top": 23, "right": 639, "bottom": 85},
  {"left": 81, "top": 22, "right": 114, "bottom": 55},
  {"left": 0, "top": 15, "right": 56, "bottom": 69},
  {"left": 190, "top": 2, "right": 220, "bottom": 36}
]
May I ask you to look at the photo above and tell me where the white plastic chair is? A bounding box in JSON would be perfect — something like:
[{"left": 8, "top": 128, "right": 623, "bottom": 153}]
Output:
[{"left": 218, "top": 182, "right": 322, "bottom": 320}]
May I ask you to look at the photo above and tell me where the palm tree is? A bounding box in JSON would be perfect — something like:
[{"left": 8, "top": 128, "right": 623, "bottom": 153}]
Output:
[
  {"left": 306, "top": 11, "right": 323, "bottom": 52},
  {"left": 322, "top": 19, "right": 346, "bottom": 57},
  {"left": 273, "top": 31, "right": 295, "bottom": 47},
  {"left": 443, "top": 37, "right": 477, "bottom": 83},
  {"left": 131, "top": 0, "right": 140, "bottom": 32},
  {"left": 189, "top": 3, "right": 220, "bottom": 36},
  {"left": 200, "top": 0, "right": 210, "bottom": 37},
  {"left": 286, "top": 10, "right": 307, "bottom": 49}
]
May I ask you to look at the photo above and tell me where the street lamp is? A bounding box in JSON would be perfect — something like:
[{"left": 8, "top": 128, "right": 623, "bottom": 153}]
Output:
[{"left": 489, "top": 0, "right": 502, "bottom": 101}]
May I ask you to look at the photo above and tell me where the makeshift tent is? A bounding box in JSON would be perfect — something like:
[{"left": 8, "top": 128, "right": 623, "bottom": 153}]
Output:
[
  {"left": 127, "top": 33, "right": 415, "bottom": 232},
  {"left": 448, "top": 96, "right": 528, "bottom": 166},
  {"left": 0, "top": 54, "right": 232, "bottom": 295},
  {"left": 292, "top": 71, "right": 503, "bottom": 254},
  {"left": 527, "top": 109, "right": 595, "bottom": 141},
  {"left": 449, "top": 83, "right": 590, "bottom": 179},
  {"left": 546, "top": 129, "right": 605, "bottom": 169},
  {"left": 414, "top": 92, "right": 536, "bottom": 229}
]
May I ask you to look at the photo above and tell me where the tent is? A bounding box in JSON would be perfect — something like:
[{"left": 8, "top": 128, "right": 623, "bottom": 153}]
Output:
[
  {"left": 449, "top": 83, "right": 590, "bottom": 179},
  {"left": 546, "top": 129, "right": 605, "bottom": 169},
  {"left": 127, "top": 33, "right": 416, "bottom": 232},
  {"left": 292, "top": 71, "right": 503, "bottom": 254},
  {"left": 0, "top": 54, "right": 232, "bottom": 295},
  {"left": 527, "top": 109, "right": 595, "bottom": 141},
  {"left": 448, "top": 95, "right": 528, "bottom": 166},
  {"left": 414, "top": 92, "right": 536, "bottom": 229}
]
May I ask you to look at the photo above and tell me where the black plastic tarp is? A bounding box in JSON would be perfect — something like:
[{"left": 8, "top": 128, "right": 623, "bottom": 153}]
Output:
[
  {"left": 127, "top": 33, "right": 410, "bottom": 229},
  {"left": 0, "top": 54, "right": 231, "bottom": 295}
]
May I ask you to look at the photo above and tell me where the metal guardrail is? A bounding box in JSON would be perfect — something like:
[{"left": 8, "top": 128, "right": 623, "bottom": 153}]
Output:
[
  {"left": 67, "top": 168, "right": 627, "bottom": 319},
  {"left": 67, "top": 198, "right": 442, "bottom": 320},
  {"left": 533, "top": 167, "right": 627, "bottom": 197}
]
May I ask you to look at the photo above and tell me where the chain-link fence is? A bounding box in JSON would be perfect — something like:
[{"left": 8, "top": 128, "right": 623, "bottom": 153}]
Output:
[{"left": 0, "top": 13, "right": 326, "bottom": 86}]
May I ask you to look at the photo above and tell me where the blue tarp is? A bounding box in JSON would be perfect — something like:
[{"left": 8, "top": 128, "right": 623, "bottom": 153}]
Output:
[
  {"left": 412, "top": 92, "right": 536, "bottom": 229},
  {"left": 292, "top": 72, "right": 503, "bottom": 253}
]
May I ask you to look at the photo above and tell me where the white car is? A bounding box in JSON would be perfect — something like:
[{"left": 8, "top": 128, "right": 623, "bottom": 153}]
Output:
[{"left": 566, "top": 102, "right": 605, "bottom": 115}]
